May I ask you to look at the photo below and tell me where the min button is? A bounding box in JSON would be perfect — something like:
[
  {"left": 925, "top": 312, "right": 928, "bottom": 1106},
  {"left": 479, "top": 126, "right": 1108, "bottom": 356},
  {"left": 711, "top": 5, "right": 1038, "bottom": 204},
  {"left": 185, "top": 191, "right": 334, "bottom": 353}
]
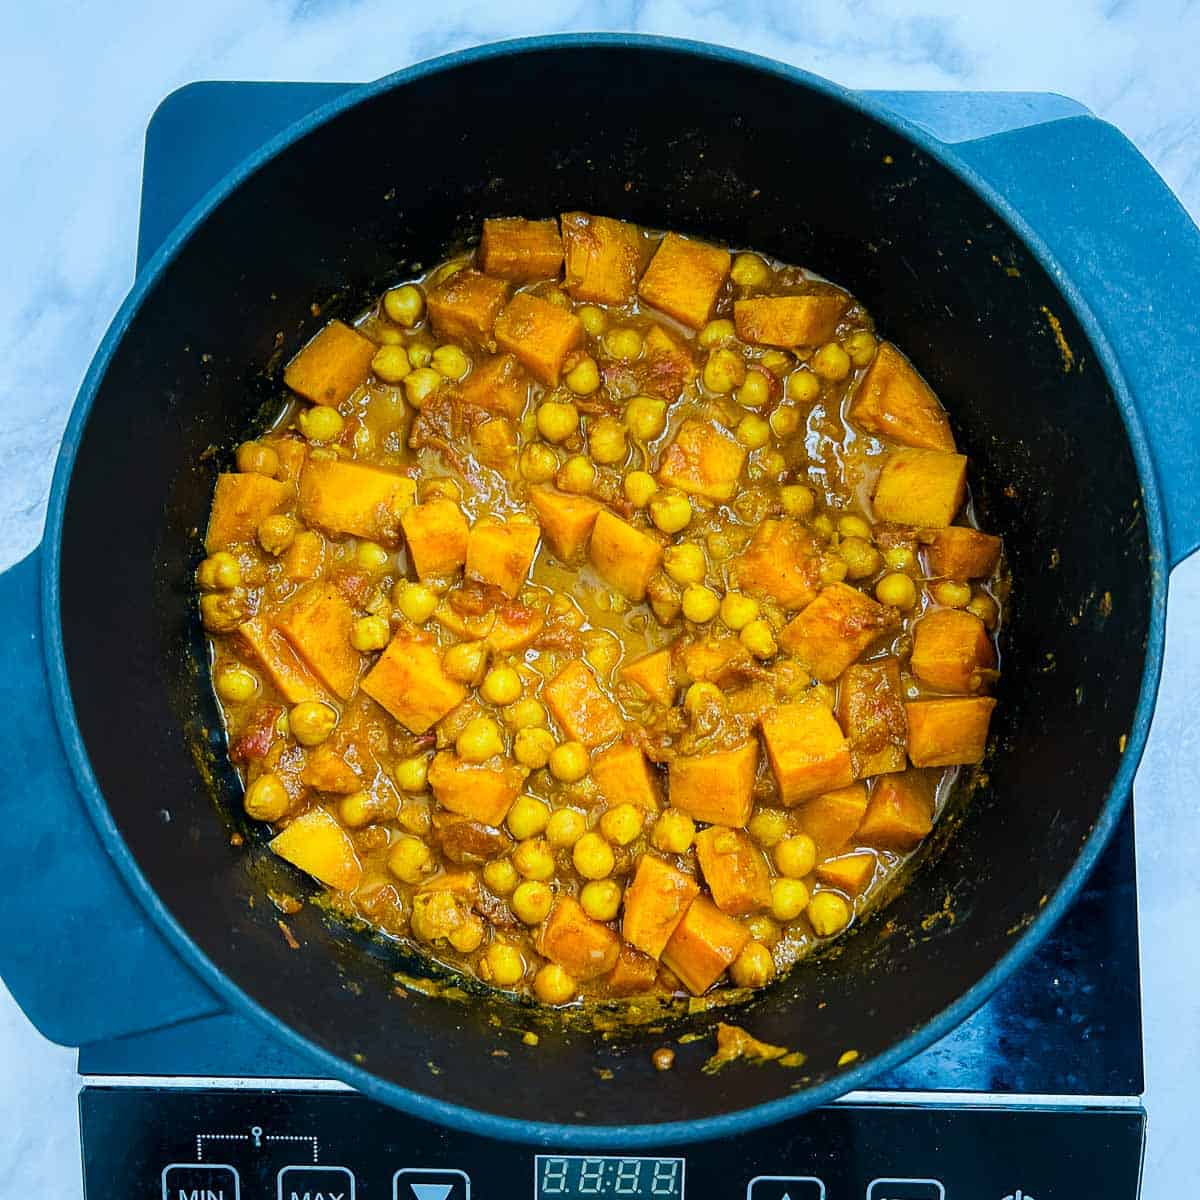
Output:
[{"left": 162, "top": 1163, "right": 241, "bottom": 1200}]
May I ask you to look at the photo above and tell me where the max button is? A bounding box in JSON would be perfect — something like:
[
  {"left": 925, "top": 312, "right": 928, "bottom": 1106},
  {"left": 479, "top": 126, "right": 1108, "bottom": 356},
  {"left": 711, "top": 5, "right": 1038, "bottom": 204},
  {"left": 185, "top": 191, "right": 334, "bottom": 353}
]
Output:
[
  {"left": 278, "top": 1164, "right": 356, "bottom": 1199},
  {"left": 162, "top": 1163, "right": 241, "bottom": 1200}
]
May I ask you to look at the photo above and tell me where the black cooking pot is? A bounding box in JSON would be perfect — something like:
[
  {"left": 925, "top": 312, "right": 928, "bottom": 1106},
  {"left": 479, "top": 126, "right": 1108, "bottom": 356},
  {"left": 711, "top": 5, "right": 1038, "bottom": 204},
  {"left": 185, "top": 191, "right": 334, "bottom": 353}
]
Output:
[{"left": 3, "top": 36, "right": 1198, "bottom": 1146}]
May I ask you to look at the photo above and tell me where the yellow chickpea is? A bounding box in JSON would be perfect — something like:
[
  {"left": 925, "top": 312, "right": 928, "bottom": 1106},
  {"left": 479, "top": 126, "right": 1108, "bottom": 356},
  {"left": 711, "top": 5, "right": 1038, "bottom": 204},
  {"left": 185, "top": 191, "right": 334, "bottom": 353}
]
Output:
[
  {"left": 557, "top": 455, "right": 596, "bottom": 495},
  {"left": 515, "top": 727, "right": 557, "bottom": 769},
  {"left": 197, "top": 551, "right": 242, "bottom": 591},
  {"left": 578, "top": 305, "right": 607, "bottom": 336},
  {"left": 507, "top": 795, "right": 551, "bottom": 840},
  {"left": 511, "top": 880, "right": 553, "bottom": 925},
  {"left": 808, "top": 891, "right": 852, "bottom": 937},
  {"left": 482, "top": 941, "right": 525, "bottom": 987},
  {"left": 216, "top": 665, "right": 258, "bottom": 703},
  {"left": 684, "top": 681, "right": 723, "bottom": 718},
  {"left": 883, "top": 544, "right": 916, "bottom": 572},
  {"left": 604, "top": 327, "right": 643, "bottom": 361},
  {"left": 565, "top": 356, "right": 601, "bottom": 395},
  {"left": 599, "top": 803, "right": 645, "bottom": 846},
  {"left": 735, "top": 414, "right": 771, "bottom": 449},
  {"left": 842, "top": 329, "right": 878, "bottom": 367},
  {"left": 482, "top": 665, "right": 523, "bottom": 706},
  {"left": 812, "top": 342, "right": 852, "bottom": 382},
  {"left": 442, "top": 641, "right": 488, "bottom": 685},
  {"left": 200, "top": 591, "right": 246, "bottom": 633},
  {"left": 747, "top": 809, "right": 789, "bottom": 848},
  {"left": 432, "top": 344, "right": 470, "bottom": 380},
  {"left": 588, "top": 416, "right": 627, "bottom": 465},
  {"left": 771, "top": 877, "right": 810, "bottom": 922},
  {"left": 298, "top": 405, "right": 344, "bottom": 443},
  {"left": 536, "top": 401, "right": 579, "bottom": 444},
  {"left": 548, "top": 741, "right": 590, "bottom": 783},
  {"left": 257, "top": 514, "right": 297, "bottom": 556},
  {"left": 354, "top": 540, "right": 389, "bottom": 574},
  {"left": 339, "top": 789, "right": 393, "bottom": 829},
  {"left": 719, "top": 590, "right": 760, "bottom": 631},
  {"left": 769, "top": 406, "right": 801, "bottom": 438},
  {"left": 931, "top": 579, "right": 972, "bottom": 608},
  {"left": 386, "top": 834, "right": 433, "bottom": 884},
  {"left": 787, "top": 368, "right": 821, "bottom": 404},
  {"left": 703, "top": 347, "right": 746, "bottom": 394},
  {"left": 290, "top": 701, "right": 337, "bottom": 747},
  {"left": 404, "top": 367, "right": 442, "bottom": 409},
  {"left": 244, "top": 773, "right": 289, "bottom": 821},
  {"left": 819, "top": 557, "right": 849, "bottom": 584},
  {"left": 504, "top": 698, "right": 546, "bottom": 730},
  {"left": 730, "top": 941, "right": 775, "bottom": 988},
  {"left": 876, "top": 572, "right": 917, "bottom": 610},
  {"left": 780, "top": 484, "right": 815, "bottom": 517},
  {"left": 731, "top": 253, "right": 771, "bottom": 287},
  {"left": 745, "top": 914, "right": 781, "bottom": 947},
  {"left": 405, "top": 340, "right": 434, "bottom": 368},
  {"left": 383, "top": 284, "right": 425, "bottom": 327},
  {"left": 546, "top": 808, "right": 587, "bottom": 848},
  {"left": 235, "top": 441, "right": 280, "bottom": 476},
  {"left": 394, "top": 756, "right": 429, "bottom": 793},
  {"left": 663, "top": 542, "right": 706, "bottom": 586},
  {"left": 651, "top": 808, "right": 695, "bottom": 853},
  {"left": 395, "top": 582, "right": 438, "bottom": 624},
  {"left": 513, "top": 837, "right": 555, "bottom": 881},
  {"left": 580, "top": 879, "right": 623, "bottom": 922},
  {"left": 456, "top": 716, "right": 504, "bottom": 763},
  {"left": 967, "top": 593, "right": 999, "bottom": 628},
  {"left": 483, "top": 858, "right": 519, "bottom": 896},
  {"left": 760, "top": 349, "right": 792, "bottom": 375},
  {"left": 533, "top": 963, "right": 578, "bottom": 1005},
  {"left": 623, "top": 470, "right": 658, "bottom": 508},
  {"left": 838, "top": 514, "right": 872, "bottom": 541},
  {"left": 838, "top": 537, "right": 882, "bottom": 580},
  {"left": 735, "top": 370, "right": 772, "bottom": 408},
  {"left": 351, "top": 614, "right": 391, "bottom": 652},
  {"left": 650, "top": 490, "right": 693, "bottom": 533},
  {"left": 681, "top": 584, "right": 720, "bottom": 623},
  {"left": 698, "top": 318, "right": 736, "bottom": 349},
  {"left": 573, "top": 832, "right": 615, "bottom": 880},
  {"left": 775, "top": 834, "right": 817, "bottom": 879},
  {"left": 625, "top": 396, "right": 668, "bottom": 441},
  {"left": 449, "top": 917, "right": 485, "bottom": 954},
  {"left": 371, "top": 344, "right": 411, "bottom": 384},
  {"left": 521, "top": 442, "right": 560, "bottom": 483}
]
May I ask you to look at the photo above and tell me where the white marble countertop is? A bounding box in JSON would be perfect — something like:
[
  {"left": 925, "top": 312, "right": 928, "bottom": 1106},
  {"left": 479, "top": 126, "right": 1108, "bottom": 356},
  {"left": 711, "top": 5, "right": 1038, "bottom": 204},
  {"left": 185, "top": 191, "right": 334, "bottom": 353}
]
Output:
[{"left": 2, "top": 2, "right": 1198, "bottom": 1196}]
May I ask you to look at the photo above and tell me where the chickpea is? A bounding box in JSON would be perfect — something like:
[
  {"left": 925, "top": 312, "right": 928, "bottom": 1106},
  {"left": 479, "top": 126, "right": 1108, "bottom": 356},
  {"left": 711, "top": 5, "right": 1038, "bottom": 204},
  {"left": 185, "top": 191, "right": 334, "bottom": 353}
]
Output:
[
  {"left": 513, "top": 837, "right": 555, "bottom": 881},
  {"left": 681, "top": 584, "right": 720, "bottom": 624},
  {"left": 820, "top": 557, "right": 849, "bottom": 584},
  {"left": 404, "top": 367, "right": 442, "bottom": 409},
  {"left": 353, "top": 542, "right": 389, "bottom": 576},
  {"left": 769, "top": 406, "right": 801, "bottom": 437},
  {"left": 565, "top": 356, "right": 601, "bottom": 395},
  {"left": 546, "top": 807, "right": 587, "bottom": 848},
  {"left": 775, "top": 834, "right": 817, "bottom": 879},
  {"left": 456, "top": 716, "right": 504, "bottom": 763},
  {"left": 520, "top": 442, "right": 559, "bottom": 483},
  {"left": 581, "top": 879, "right": 623, "bottom": 922},
  {"left": 735, "top": 414, "right": 771, "bottom": 449},
  {"left": 703, "top": 347, "right": 746, "bottom": 394},
  {"left": 684, "top": 681, "right": 723, "bottom": 718},
  {"left": 515, "top": 727, "right": 556, "bottom": 769},
  {"left": 476, "top": 666, "right": 519, "bottom": 707},
  {"left": 508, "top": 795, "right": 551, "bottom": 840},
  {"left": 808, "top": 891, "right": 852, "bottom": 937},
  {"left": 383, "top": 284, "right": 425, "bottom": 327},
  {"left": 432, "top": 344, "right": 470, "bottom": 380},
  {"left": 625, "top": 396, "right": 668, "bottom": 441},
  {"left": 406, "top": 340, "right": 434, "bottom": 368},
  {"left": 883, "top": 545, "right": 916, "bottom": 572},
  {"left": 787, "top": 368, "right": 821, "bottom": 404},
  {"left": 200, "top": 591, "right": 246, "bottom": 632},
  {"left": 387, "top": 835, "right": 434, "bottom": 884},
  {"left": 812, "top": 342, "right": 852, "bottom": 382},
  {"left": 842, "top": 329, "right": 878, "bottom": 367},
  {"left": 698, "top": 318, "right": 736, "bottom": 349},
  {"left": 533, "top": 963, "right": 578, "bottom": 1005},
  {"left": 482, "top": 941, "right": 525, "bottom": 987},
  {"left": 735, "top": 370, "right": 772, "bottom": 409},
  {"left": 839, "top": 537, "right": 882, "bottom": 580},
  {"left": 771, "top": 877, "right": 810, "bottom": 921},
  {"left": 339, "top": 789, "right": 394, "bottom": 828},
  {"left": 588, "top": 416, "right": 627, "bottom": 464},
  {"left": 216, "top": 665, "right": 258, "bottom": 703},
  {"left": 442, "top": 641, "right": 488, "bottom": 685},
  {"left": 967, "top": 593, "right": 999, "bottom": 628},
  {"left": 197, "top": 551, "right": 242, "bottom": 591},
  {"left": 395, "top": 581, "right": 438, "bottom": 624},
  {"left": 483, "top": 858, "right": 519, "bottom": 896},
  {"left": 838, "top": 515, "right": 872, "bottom": 541},
  {"left": 578, "top": 304, "right": 607, "bottom": 336},
  {"left": 557, "top": 455, "right": 596, "bottom": 495},
  {"left": 371, "top": 344, "right": 411, "bottom": 384},
  {"left": 236, "top": 441, "right": 280, "bottom": 477},
  {"left": 351, "top": 615, "right": 391, "bottom": 652},
  {"left": 536, "top": 401, "right": 579, "bottom": 444},
  {"left": 573, "top": 832, "right": 615, "bottom": 880},
  {"left": 449, "top": 917, "right": 485, "bottom": 954},
  {"left": 511, "top": 880, "right": 553, "bottom": 925},
  {"left": 257, "top": 514, "right": 296, "bottom": 556},
  {"left": 503, "top": 700, "right": 545, "bottom": 733},
  {"left": 731, "top": 252, "right": 771, "bottom": 287},
  {"left": 623, "top": 470, "right": 658, "bottom": 508},
  {"left": 599, "top": 803, "right": 645, "bottom": 846},
  {"left": 244, "top": 773, "right": 290, "bottom": 821},
  {"left": 780, "top": 484, "right": 815, "bottom": 518},
  {"left": 760, "top": 349, "right": 792, "bottom": 375},
  {"left": 931, "top": 579, "right": 972, "bottom": 608},
  {"left": 394, "top": 756, "right": 429, "bottom": 793},
  {"left": 290, "top": 701, "right": 337, "bottom": 747},
  {"left": 719, "top": 590, "right": 760, "bottom": 631},
  {"left": 651, "top": 808, "right": 695, "bottom": 853},
  {"left": 663, "top": 542, "right": 706, "bottom": 586},
  {"left": 650, "top": 490, "right": 693, "bottom": 534},
  {"left": 298, "top": 405, "right": 344, "bottom": 443},
  {"left": 745, "top": 914, "right": 781, "bottom": 947},
  {"left": 876, "top": 572, "right": 917, "bottom": 610},
  {"left": 747, "top": 809, "right": 789, "bottom": 849},
  {"left": 604, "top": 327, "right": 643, "bottom": 361},
  {"left": 548, "top": 741, "right": 590, "bottom": 783},
  {"left": 730, "top": 941, "right": 775, "bottom": 989}
]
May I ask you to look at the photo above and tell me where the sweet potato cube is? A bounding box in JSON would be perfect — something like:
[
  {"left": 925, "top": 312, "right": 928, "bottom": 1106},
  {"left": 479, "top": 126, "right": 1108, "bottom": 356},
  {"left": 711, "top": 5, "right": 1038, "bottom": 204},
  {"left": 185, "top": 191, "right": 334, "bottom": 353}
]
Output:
[
  {"left": 561, "top": 211, "right": 643, "bottom": 305},
  {"left": 275, "top": 583, "right": 361, "bottom": 700},
  {"left": 362, "top": 632, "right": 467, "bottom": 733},
  {"left": 238, "top": 617, "right": 326, "bottom": 705},
  {"left": 661, "top": 895, "right": 750, "bottom": 995},
  {"left": 857, "top": 772, "right": 934, "bottom": 851},
  {"left": 206, "top": 473, "right": 293, "bottom": 551},
  {"left": 906, "top": 697, "right": 996, "bottom": 767},
  {"left": 607, "top": 945, "right": 659, "bottom": 995},
  {"left": 733, "top": 292, "right": 849, "bottom": 348},
  {"left": 795, "top": 784, "right": 869, "bottom": 856},
  {"left": 873, "top": 448, "right": 968, "bottom": 528},
  {"left": 695, "top": 827, "right": 772, "bottom": 916},
  {"left": 588, "top": 510, "right": 663, "bottom": 601},
  {"left": 427, "top": 751, "right": 523, "bottom": 826},
  {"left": 264, "top": 436, "right": 308, "bottom": 482},
  {"left": 668, "top": 741, "right": 759, "bottom": 827},
  {"left": 731, "top": 519, "right": 822, "bottom": 611},
  {"left": 283, "top": 319, "right": 376, "bottom": 407},
  {"left": 638, "top": 232, "right": 731, "bottom": 330},
  {"left": 472, "top": 418, "right": 520, "bottom": 479},
  {"left": 465, "top": 518, "right": 541, "bottom": 598},
  {"left": 657, "top": 418, "right": 746, "bottom": 502},
  {"left": 779, "top": 583, "right": 896, "bottom": 682},
  {"left": 538, "top": 896, "right": 621, "bottom": 980},
  {"left": 848, "top": 342, "right": 955, "bottom": 451},
  {"left": 530, "top": 485, "right": 602, "bottom": 563},
  {"left": 814, "top": 852, "right": 876, "bottom": 897},
  {"left": 680, "top": 637, "right": 752, "bottom": 687},
  {"left": 638, "top": 324, "right": 697, "bottom": 401},
  {"left": 761, "top": 699, "right": 854, "bottom": 805},
  {"left": 836, "top": 659, "right": 908, "bottom": 777},
  {"left": 479, "top": 217, "right": 564, "bottom": 282},
  {"left": 593, "top": 741, "right": 661, "bottom": 812},
  {"left": 619, "top": 645, "right": 677, "bottom": 706},
  {"left": 487, "top": 602, "right": 545, "bottom": 653},
  {"left": 400, "top": 499, "right": 469, "bottom": 579},
  {"left": 622, "top": 854, "right": 700, "bottom": 960},
  {"left": 270, "top": 808, "right": 361, "bottom": 891},
  {"left": 493, "top": 292, "right": 584, "bottom": 387},
  {"left": 298, "top": 458, "right": 415, "bottom": 543},
  {"left": 544, "top": 660, "right": 624, "bottom": 748},
  {"left": 457, "top": 353, "right": 529, "bottom": 420},
  {"left": 300, "top": 747, "right": 362, "bottom": 794},
  {"left": 927, "top": 526, "right": 1002, "bottom": 580},
  {"left": 911, "top": 609, "right": 995, "bottom": 693},
  {"left": 426, "top": 269, "right": 509, "bottom": 345}
]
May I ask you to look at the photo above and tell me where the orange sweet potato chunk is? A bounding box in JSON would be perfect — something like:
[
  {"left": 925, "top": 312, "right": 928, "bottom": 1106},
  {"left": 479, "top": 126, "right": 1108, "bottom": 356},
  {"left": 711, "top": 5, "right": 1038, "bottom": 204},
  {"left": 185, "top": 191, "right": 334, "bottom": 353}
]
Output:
[
  {"left": 906, "top": 697, "right": 996, "bottom": 767},
  {"left": 622, "top": 854, "right": 700, "bottom": 960},
  {"left": 275, "top": 582, "right": 361, "bottom": 700},
  {"left": 927, "top": 526, "right": 1002, "bottom": 579},
  {"left": 731, "top": 519, "right": 822, "bottom": 611},
  {"left": 561, "top": 212, "right": 643, "bottom": 305},
  {"left": 836, "top": 658, "right": 908, "bottom": 777},
  {"left": 848, "top": 342, "right": 955, "bottom": 452},
  {"left": 300, "top": 747, "right": 362, "bottom": 794},
  {"left": 427, "top": 751, "right": 522, "bottom": 826},
  {"left": 465, "top": 518, "right": 541, "bottom": 598},
  {"left": 238, "top": 617, "right": 327, "bottom": 705},
  {"left": 530, "top": 485, "right": 602, "bottom": 563},
  {"left": 493, "top": 292, "right": 584, "bottom": 387},
  {"left": 911, "top": 609, "right": 995, "bottom": 693},
  {"left": 694, "top": 827, "right": 772, "bottom": 916},
  {"left": 593, "top": 741, "right": 661, "bottom": 812},
  {"left": 400, "top": 499, "right": 469, "bottom": 579},
  {"left": 856, "top": 772, "right": 934, "bottom": 851},
  {"left": 264, "top": 436, "right": 308, "bottom": 482},
  {"left": 638, "top": 324, "right": 698, "bottom": 401},
  {"left": 270, "top": 808, "right": 361, "bottom": 890},
  {"left": 206, "top": 473, "right": 293, "bottom": 551},
  {"left": 479, "top": 217, "right": 564, "bottom": 282},
  {"left": 619, "top": 645, "right": 677, "bottom": 706},
  {"left": 661, "top": 895, "right": 750, "bottom": 995},
  {"left": 589, "top": 509, "right": 663, "bottom": 601},
  {"left": 733, "top": 292, "right": 849, "bottom": 348},
  {"left": 814, "top": 851, "right": 876, "bottom": 896},
  {"left": 472, "top": 418, "right": 520, "bottom": 479},
  {"left": 538, "top": 896, "right": 621, "bottom": 980},
  {"left": 779, "top": 583, "right": 896, "bottom": 683},
  {"left": 298, "top": 458, "right": 415, "bottom": 543},
  {"left": 668, "top": 741, "right": 759, "bottom": 827},
  {"left": 487, "top": 601, "right": 545, "bottom": 653},
  {"left": 607, "top": 945, "right": 659, "bottom": 995},
  {"left": 638, "top": 232, "right": 731, "bottom": 330},
  {"left": 873, "top": 448, "right": 967, "bottom": 528},
  {"left": 457, "top": 353, "right": 529, "bottom": 420},
  {"left": 794, "top": 783, "right": 869, "bottom": 857},
  {"left": 283, "top": 319, "right": 376, "bottom": 407},
  {"left": 657, "top": 418, "right": 747, "bottom": 502},
  {"left": 426, "top": 269, "right": 510, "bottom": 345},
  {"left": 680, "top": 637, "right": 752, "bottom": 687},
  {"left": 544, "top": 660, "right": 624, "bottom": 748},
  {"left": 362, "top": 632, "right": 467, "bottom": 733},
  {"left": 761, "top": 699, "right": 854, "bottom": 805}
]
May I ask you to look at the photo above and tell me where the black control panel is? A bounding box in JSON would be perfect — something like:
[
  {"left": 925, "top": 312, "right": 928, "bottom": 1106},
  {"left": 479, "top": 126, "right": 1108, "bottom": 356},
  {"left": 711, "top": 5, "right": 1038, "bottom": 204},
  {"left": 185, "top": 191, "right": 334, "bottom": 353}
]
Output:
[{"left": 80, "top": 1087, "right": 1143, "bottom": 1198}]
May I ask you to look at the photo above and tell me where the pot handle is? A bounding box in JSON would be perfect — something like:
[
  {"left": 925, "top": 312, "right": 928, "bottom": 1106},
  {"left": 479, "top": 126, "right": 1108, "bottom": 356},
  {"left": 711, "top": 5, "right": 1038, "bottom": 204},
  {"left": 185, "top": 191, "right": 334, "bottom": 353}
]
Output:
[
  {"left": 0, "top": 546, "right": 224, "bottom": 1046},
  {"left": 952, "top": 115, "right": 1200, "bottom": 567}
]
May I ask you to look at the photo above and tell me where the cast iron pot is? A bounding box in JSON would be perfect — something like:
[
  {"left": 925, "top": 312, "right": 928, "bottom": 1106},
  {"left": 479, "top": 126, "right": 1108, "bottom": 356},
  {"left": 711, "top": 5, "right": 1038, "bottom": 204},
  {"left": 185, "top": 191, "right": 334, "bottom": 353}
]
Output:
[{"left": 17, "top": 37, "right": 1200, "bottom": 1145}]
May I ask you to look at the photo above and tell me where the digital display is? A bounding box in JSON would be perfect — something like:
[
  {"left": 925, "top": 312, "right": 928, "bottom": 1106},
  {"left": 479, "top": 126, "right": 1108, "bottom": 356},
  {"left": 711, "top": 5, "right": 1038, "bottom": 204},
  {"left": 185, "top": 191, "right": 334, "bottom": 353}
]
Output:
[{"left": 535, "top": 1155, "right": 685, "bottom": 1199}]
